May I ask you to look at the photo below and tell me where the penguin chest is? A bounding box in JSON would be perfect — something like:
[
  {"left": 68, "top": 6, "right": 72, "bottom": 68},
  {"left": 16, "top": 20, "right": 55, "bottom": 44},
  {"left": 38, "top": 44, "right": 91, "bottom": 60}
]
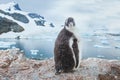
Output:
[{"left": 69, "top": 37, "right": 76, "bottom": 67}]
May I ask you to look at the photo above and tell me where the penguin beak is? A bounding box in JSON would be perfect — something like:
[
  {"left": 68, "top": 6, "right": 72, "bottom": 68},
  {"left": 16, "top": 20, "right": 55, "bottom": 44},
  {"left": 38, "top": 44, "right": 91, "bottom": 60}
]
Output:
[{"left": 68, "top": 22, "right": 74, "bottom": 28}]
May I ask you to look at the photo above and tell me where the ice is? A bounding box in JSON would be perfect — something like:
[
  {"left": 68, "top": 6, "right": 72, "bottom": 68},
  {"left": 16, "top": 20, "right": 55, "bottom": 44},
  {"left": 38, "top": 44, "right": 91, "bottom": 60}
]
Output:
[
  {"left": 101, "top": 40, "right": 109, "bottom": 45},
  {"left": 113, "top": 37, "right": 120, "bottom": 42},
  {"left": 97, "top": 55, "right": 105, "bottom": 58},
  {"left": 94, "top": 45, "right": 111, "bottom": 48},
  {"left": 98, "top": 36, "right": 108, "bottom": 40},
  {"left": 94, "top": 45, "right": 104, "bottom": 48},
  {"left": 0, "top": 41, "right": 16, "bottom": 48},
  {"left": 11, "top": 46, "right": 16, "bottom": 49},
  {"left": 0, "top": 45, "right": 10, "bottom": 48},
  {"left": 30, "top": 50, "right": 39, "bottom": 55}
]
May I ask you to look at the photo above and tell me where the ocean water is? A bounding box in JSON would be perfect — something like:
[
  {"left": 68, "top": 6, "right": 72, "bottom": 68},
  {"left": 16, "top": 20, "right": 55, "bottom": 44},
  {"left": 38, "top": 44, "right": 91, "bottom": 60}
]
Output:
[{"left": 0, "top": 34, "right": 120, "bottom": 60}]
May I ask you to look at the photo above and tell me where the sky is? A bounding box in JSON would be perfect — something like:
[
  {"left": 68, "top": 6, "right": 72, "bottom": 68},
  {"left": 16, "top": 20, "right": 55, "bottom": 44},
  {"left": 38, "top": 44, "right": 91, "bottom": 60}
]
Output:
[{"left": 0, "top": 0, "right": 120, "bottom": 33}]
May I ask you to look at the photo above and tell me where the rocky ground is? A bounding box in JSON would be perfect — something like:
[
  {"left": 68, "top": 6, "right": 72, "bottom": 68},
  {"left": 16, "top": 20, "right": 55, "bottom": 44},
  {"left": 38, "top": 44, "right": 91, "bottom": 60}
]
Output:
[{"left": 0, "top": 49, "right": 120, "bottom": 80}]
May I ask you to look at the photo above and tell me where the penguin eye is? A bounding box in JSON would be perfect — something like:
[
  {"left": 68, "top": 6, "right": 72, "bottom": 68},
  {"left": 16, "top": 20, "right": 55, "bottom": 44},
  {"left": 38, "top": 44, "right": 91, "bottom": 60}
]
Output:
[{"left": 73, "top": 39, "right": 77, "bottom": 42}]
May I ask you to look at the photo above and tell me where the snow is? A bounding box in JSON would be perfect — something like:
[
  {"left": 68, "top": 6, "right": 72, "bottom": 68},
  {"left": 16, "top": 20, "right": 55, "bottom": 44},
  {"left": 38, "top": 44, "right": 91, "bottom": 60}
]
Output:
[{"left": 0, "top": 1, "right": 20, "bottom": 11}]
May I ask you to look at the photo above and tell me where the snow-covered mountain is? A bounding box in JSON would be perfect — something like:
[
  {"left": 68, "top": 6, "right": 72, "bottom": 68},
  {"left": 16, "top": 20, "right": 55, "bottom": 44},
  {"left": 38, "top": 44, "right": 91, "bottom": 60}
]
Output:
[{"left": 0, "top": 2, "right": 55, "bottom": 38}]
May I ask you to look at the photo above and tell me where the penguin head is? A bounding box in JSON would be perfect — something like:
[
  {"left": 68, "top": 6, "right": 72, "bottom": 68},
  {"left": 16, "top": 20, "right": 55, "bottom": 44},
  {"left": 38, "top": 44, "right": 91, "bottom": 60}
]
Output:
[{"left": 65, "top": 17, "right": 75, "bottom": 28}]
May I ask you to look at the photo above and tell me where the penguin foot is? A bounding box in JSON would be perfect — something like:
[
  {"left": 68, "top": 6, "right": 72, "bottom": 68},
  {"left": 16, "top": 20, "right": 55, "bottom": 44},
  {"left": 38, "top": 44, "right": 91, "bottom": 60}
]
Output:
[{"left": 55, "top": 71, "right": 61, "bottom": 75}]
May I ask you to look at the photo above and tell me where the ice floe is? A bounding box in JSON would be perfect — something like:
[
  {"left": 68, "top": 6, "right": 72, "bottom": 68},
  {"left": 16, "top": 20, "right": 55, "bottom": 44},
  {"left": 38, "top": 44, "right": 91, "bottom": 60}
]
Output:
[
  {"left": 0, "top": 41, "right": 16, "bottom": 48},
  {"left": 30, "top": 50, "right": 39, "bottom": 55},
  {"left": 94, "top": 45, "right": 111, "bottom": 48},
  {"left": 100, "top": 40, "right": 109, "bottom": 45}
]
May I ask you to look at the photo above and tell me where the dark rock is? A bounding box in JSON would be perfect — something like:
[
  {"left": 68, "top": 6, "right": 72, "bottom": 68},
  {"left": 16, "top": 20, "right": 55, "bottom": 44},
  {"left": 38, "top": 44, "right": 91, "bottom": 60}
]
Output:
[
  {"left": 28, "top": 13, "right": 44, "bottom": 19},
  {"left": 10, "top": 23, "right": 24, "bottom": 32},
  {"left": 0, "top": 16, "right": 24, "bottom": 34},
  {"left": 13, "top": 3, "right": 21, "bottom": 11},
  {"left": 0, "top": 10, "right": 11, "bottom": 16},
  {"left": 15, "top": 36, "right": 20, "bottom": 39},
  {"left": 8, "top": 3, "right": 21, "bottom": 11},
  {"left": 50, "top": 23, "right": 55, "bottom": 27},
  {"left": 0, "top": 10, "right": 29, "bottom": 23},
  {"left": 34, "top": 20, "right": 45, "bottom": 26},
  {"left": 11, "top": 13, "right": 29, "bottom": 23}
]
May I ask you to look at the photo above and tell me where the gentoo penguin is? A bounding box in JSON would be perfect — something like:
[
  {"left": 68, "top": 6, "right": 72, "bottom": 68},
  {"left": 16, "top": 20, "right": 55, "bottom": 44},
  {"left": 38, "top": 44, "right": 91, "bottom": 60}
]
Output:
[{"left": 54, "top": 17, "right": 80, "bottom": 75}]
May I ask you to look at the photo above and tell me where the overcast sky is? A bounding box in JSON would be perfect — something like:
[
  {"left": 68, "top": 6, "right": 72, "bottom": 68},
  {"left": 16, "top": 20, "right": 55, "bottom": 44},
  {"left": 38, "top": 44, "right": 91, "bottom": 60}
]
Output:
[{"left": 0, "top": 0, "right": 120, "bottom": 32}]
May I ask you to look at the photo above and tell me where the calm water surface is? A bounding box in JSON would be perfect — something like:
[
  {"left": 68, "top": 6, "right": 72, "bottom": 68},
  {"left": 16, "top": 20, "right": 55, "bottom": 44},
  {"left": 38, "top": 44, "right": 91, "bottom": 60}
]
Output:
[{"left": 0, "top": 36, "right": 120, "bottom": 60}]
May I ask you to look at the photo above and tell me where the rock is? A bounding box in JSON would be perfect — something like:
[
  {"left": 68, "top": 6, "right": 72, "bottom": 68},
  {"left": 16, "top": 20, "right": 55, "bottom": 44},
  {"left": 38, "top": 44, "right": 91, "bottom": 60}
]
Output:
[
  {"left": 34, "top": 20, "right": 45, "bottom": 26},
  {"left": 0, "top": 9, "right": 29, "bottom": 23},
  {"left": 0, "top": 57, "right": 12, "bottom": 68},
  {"left": 32, "top": 63, "right": 42, "bottom": 69},
  {"left": 0, "top": 16, "right": 24, "bottom": 34},
  {"left": 111, "top": 65, "right": 120, "bottom": 74},
  {"left": 12, "top": 3, "right": 21, "bottom": 11},
  {"left": 0, "top": 49, "right": 19, "bottom": 68},
  {"left": 98, "top": 64, "right": 120, "bottom": 80},
  {"left": 0, "top": 49, "right": 120, "bottom": 80},
  {"left": 11, "top": 13, "right": 29, "bottom": 23},
  {"left": 50, "top": 23, "right": 55, "bottom": 27},
  {"left": 28, "top": 13, "right": 44, "bottom": 19},
  {"left": 98, "top": 74, "right": 115, "bottom": 80}
]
